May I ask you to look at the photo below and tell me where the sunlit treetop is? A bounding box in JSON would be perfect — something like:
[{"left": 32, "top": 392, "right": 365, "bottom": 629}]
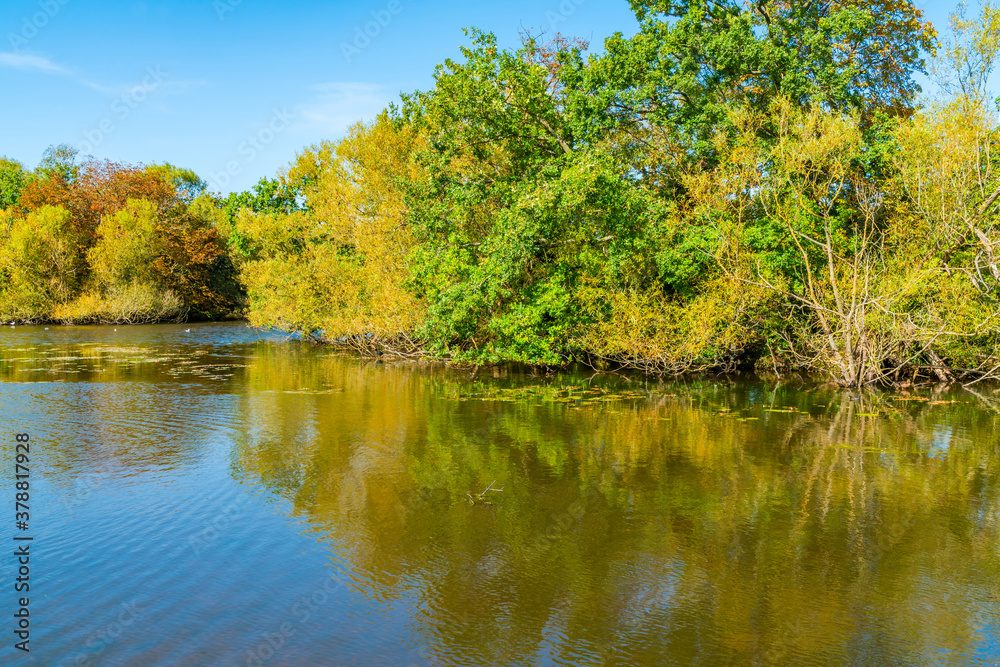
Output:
[
  {"left": 758, "top": 0, "right": 938, "bottom": 115},
  {"left": 20, "top": 158, "right": 177, "bottom": 241},
  {"left": 571, "top": 0, "right": 937, "bottom": 150},
  {"left": 145, "top": 164, "right": 208, "bottom": 203},
  {"left": 36, "top": 143, "right": 79, "bottom": 183},
  {"left": 932, "top": 1, "right": 1000, "bottom": 110}
]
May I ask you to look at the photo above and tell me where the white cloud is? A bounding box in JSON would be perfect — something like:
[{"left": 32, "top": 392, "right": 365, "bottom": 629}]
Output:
[
  {"left": 295, "top": 82, "right": 394, "bottom": 136},
  {"left": 0, "top": 54, "right": 204, "bottom": 101},
  {"left": 0, "top": 52, "right": 66, "bottom": 73}
]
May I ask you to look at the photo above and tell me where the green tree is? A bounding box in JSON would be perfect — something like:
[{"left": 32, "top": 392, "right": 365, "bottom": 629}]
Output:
[
  {"left": 0, "top": 158, "right": 26, "bottom": 210},
  {"left": 36, "top": 143, "right": 78, "bottom": 182},
  {"left": 146, "top": 163, "right": 208, "bottom": 203},
  {"left": 565, "top": 0, "right": 936, "bottom": 161},
  {"left": 401, "top": 30, "right": 655, "bottom": 364}
]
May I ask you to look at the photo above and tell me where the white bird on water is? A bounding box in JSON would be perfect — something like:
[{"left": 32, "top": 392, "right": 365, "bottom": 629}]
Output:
[{"left": 185, "top": 329, "right": 191, "bottom": 333}]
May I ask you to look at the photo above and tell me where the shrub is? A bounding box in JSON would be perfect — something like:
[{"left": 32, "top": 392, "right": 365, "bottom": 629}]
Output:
[
  {"left": 53, "top": 282, "right": 186, "bottom": 324},
  {"left": 0, "top": 205, "right": 82, "bottom": 321}
]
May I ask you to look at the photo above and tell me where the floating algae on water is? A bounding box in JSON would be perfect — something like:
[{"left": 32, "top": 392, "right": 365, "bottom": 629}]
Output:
[{"left": 449, "top": 383, "right": 649, "bottom": 408}]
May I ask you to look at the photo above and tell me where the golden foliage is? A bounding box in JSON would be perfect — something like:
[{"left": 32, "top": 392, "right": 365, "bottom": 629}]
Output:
[
  {"left": 0, "top": 205, "right": 81, "bottom": 321},
  {"left": 88, "top": 199, "right": 160, "bottom": 289},
  {"left": 576, "top": 275, "right": 777, "bottom": 373},
  {"left": 53, "top": 282, "right": 185, "bottom": 325},
  {"left": 238, "top": 115, "right": 426, "bottom": 350}
]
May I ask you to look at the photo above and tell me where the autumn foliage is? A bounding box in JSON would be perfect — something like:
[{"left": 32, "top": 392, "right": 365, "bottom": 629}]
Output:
[
  {"left": 230, "top": 1, "right": 1000, "bottom": 386},
  {"left": 0, "top": 156, "right": 239, "bottom": 323},
  {"left": 235, "top": 114, "right": 426, "bottom": 351},
  {"left": 20, "top": 159, "right": 176, "bottom": 242}
]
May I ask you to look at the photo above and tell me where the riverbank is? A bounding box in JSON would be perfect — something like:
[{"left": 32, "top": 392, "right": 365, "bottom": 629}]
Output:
[{"left": 7, "top": 318, "right": 995, "bottom": 390}]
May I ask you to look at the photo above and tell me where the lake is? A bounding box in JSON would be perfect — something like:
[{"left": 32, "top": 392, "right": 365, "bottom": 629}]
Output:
[{"left": 2, "top": 322, "right": 998, "bottom": 665}]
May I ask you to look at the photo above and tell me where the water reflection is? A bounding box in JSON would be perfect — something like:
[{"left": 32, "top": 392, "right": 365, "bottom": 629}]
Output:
[
  {"left": 228, "top": 352, "right": 1000, "bottom": 665},
  {"left": 1, "top": 324, "right": 998, "bottom": 665}
]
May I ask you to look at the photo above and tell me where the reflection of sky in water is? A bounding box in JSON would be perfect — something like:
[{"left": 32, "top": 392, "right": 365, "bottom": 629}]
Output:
[
  {"left": 925, "top": 424, "right": 954, "bottom": 459},
  {"left": 920, "top": 424, "right": 968, "bottom": 459},
  {"left": 974, "top": 621, "right": 1000, "bottom": 664},
  {"left": 0, "top": 326, "right": 423, "bottom": 665}
]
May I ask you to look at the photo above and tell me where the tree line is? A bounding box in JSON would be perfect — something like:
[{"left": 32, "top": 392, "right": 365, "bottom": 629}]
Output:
[{"left": 4, "top": 0, "right": 1000, "bottom": 387}]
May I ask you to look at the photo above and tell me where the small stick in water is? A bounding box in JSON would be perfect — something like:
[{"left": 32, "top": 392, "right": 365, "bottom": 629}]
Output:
[
  {"left": 480, "top": 480, "right": 504, "bottom": 496},
  {"left": 469, "top": 480, "right": 504, "bottom": 505}
]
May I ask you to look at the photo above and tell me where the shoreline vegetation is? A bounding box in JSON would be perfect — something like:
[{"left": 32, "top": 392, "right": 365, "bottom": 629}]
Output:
[{"left": 5, "top": 1, "right": 1000, "bottom": 388}]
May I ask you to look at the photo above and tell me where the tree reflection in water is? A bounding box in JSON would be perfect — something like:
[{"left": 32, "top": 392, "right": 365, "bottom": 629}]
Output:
[{"left": 230, "top": 352, "right": 1000, "bottom": 665}]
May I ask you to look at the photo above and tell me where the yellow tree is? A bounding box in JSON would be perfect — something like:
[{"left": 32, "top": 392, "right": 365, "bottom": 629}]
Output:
[
  {"left": 237, "top": 113, "right": 427, "bottom": 352},
  {"left": 0, "top": 205, "right": 82, "bottom": 321},
  {"left": 892, "top": 101, "right": 1000, "bottom": 375},
  {"left": 87, "top": 198, "right": 161, "bottom": 289}
]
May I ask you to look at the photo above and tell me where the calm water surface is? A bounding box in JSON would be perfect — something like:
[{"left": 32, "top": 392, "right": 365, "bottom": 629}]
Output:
[{"left": 1, "top": 322, "right": 999, "bottom": 666}]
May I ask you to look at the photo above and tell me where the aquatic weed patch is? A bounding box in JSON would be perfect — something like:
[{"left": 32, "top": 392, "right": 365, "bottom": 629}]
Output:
[{"left": 447, "top": 384, "right": 649, "bottom": 408}]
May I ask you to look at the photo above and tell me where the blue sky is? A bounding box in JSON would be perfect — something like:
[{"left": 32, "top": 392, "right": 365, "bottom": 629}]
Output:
[{"left": 0, "top": 0, "right": 960, "bottom": 194}]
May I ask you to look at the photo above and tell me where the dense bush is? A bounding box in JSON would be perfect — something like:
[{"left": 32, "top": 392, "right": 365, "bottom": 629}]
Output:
[
  {"left": 0, "top": 205, "right": 81, "bottom": 321},
  {"left": 235, "top": 114, "right": 426, "bottom": 351}
]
